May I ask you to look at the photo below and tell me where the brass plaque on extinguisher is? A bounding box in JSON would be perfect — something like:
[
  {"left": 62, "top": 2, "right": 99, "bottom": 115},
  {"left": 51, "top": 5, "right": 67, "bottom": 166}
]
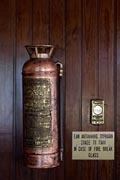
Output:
[{"left": 23, "top": 78, "right": 52, "bottom": 148}]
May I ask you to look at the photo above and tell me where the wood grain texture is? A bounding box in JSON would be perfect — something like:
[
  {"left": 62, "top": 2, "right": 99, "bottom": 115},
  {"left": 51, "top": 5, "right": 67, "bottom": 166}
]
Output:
[
  {"left": 0, "top": 0, "right": 15, "bottom": 133},
  {"left": 15, "top": 0, "right": 32, "bottom": 179},
  {"left": 116, "top": 0, "right": 120, "bottom": 179},
  {"left": 81, "top": 0, "right": 98, "bottom": 179},
  {"left": 0, "top": 135, "right": 13, "bottom": 180},
  {"left": 97, "top": 0, "right": 115, "bottom": 179},
  {"left": 65, "top": 0, "right": 82, "bottom": 179},
  {"left": 82, "top": 0, "right": 98, "bottom": 131},
  {"left": 98, "top": 0, "right": 114, "bottom": 131},
  {"left": 32, "top": 0, "right": 49, "bottom": 44},
  {"left": 50, "top": 0, "right": 65, "bottom": 60},
  {"left": 0, "top": 0, "right": 15, "bottom": 179}
]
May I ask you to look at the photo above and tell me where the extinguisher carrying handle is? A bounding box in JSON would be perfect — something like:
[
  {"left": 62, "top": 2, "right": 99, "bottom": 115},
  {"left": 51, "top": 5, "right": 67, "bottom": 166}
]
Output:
[
  {"left": 55, "top": 62, "right": 63, "bottom": 77},
  {"left": 55, "top": 62, "right": 63, "bottom": 161}
]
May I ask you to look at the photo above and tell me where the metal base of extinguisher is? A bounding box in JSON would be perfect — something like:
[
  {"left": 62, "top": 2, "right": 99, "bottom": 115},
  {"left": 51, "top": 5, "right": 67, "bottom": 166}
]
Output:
[{"left": 24, "top": 152, "right": 60, "bottom": 169}]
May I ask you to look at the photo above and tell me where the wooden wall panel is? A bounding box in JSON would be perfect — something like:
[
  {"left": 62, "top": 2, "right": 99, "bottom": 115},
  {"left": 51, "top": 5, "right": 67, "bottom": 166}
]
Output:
[
  {"left": 0, "top": 135, "right": 13, "bottom": 180},
  {"left": 0, "top": 0, "right": 15, "bottom": 133},
  {"left": 98, "top": 0, "right": 114, "bottom": 131},
  {"left": 0, "top": 0, "right": 15, "bottom": 179},
  {"left": 15, "top": 0, "right": 32, "bottom": 179},
  {"left": 32, "top": 0, "right": 49, "bottom": 44},
  {"left": 98, "top": 0, "right": 115, "bottom": 179},
  {"left": 81, "top": 1, "right": 98, "bottom": 179},
  {"left": 116, "top": 0, "right": 120, "bottom": 179},
  {"left": 65, "top": 0, "right": 82, "bottom": 179}
]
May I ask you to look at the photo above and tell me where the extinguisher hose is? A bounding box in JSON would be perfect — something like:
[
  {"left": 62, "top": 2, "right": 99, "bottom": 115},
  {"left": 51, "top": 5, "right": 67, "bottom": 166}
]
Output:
[
  {"left": 55, "top": 61, "right": 63, "bottom": 161},
  {"left": 59, "top": 76, "right": 63, "bottom": 161}
]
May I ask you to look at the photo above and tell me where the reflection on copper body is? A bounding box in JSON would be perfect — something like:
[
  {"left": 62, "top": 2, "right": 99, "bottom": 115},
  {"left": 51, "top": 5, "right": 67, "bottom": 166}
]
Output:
[{"left": 22, "top": 45, "right": 62, "bottom": 168}]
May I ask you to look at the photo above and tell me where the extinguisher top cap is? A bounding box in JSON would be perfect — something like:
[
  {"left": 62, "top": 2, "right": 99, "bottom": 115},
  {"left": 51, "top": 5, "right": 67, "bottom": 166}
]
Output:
[{"left": 25, "top": 45, "right": 54, "bottom": 59}]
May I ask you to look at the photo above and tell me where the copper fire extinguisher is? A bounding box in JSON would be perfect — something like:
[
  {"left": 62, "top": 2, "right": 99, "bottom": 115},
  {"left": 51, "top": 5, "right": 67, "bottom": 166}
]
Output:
[{"left": 22, "top": 45, "right": 63, "bottom": 168}]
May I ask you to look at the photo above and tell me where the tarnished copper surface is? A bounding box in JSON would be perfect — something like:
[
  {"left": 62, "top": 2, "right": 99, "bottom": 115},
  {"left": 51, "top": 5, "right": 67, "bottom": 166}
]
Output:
[
  {"left": 24, "top": 152, "right": 60, "bottom": 168},
  {"left": 22, "top": 45, "right": 60, "bottom": 168}
]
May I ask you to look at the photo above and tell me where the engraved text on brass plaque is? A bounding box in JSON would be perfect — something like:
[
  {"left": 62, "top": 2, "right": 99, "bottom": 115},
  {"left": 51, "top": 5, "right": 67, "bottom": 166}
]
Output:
[
  {"left": 23, "top": 78, "right": 52, "bottom": 148},
  {"left": 72, "top": 131, "right": 114, "bottom": 160}
]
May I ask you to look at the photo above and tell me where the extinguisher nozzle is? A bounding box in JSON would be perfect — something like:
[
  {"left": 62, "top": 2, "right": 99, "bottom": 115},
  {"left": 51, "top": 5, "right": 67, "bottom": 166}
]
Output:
[{"left": 60, "top": 148, "right": 63, "bottom": 161}]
